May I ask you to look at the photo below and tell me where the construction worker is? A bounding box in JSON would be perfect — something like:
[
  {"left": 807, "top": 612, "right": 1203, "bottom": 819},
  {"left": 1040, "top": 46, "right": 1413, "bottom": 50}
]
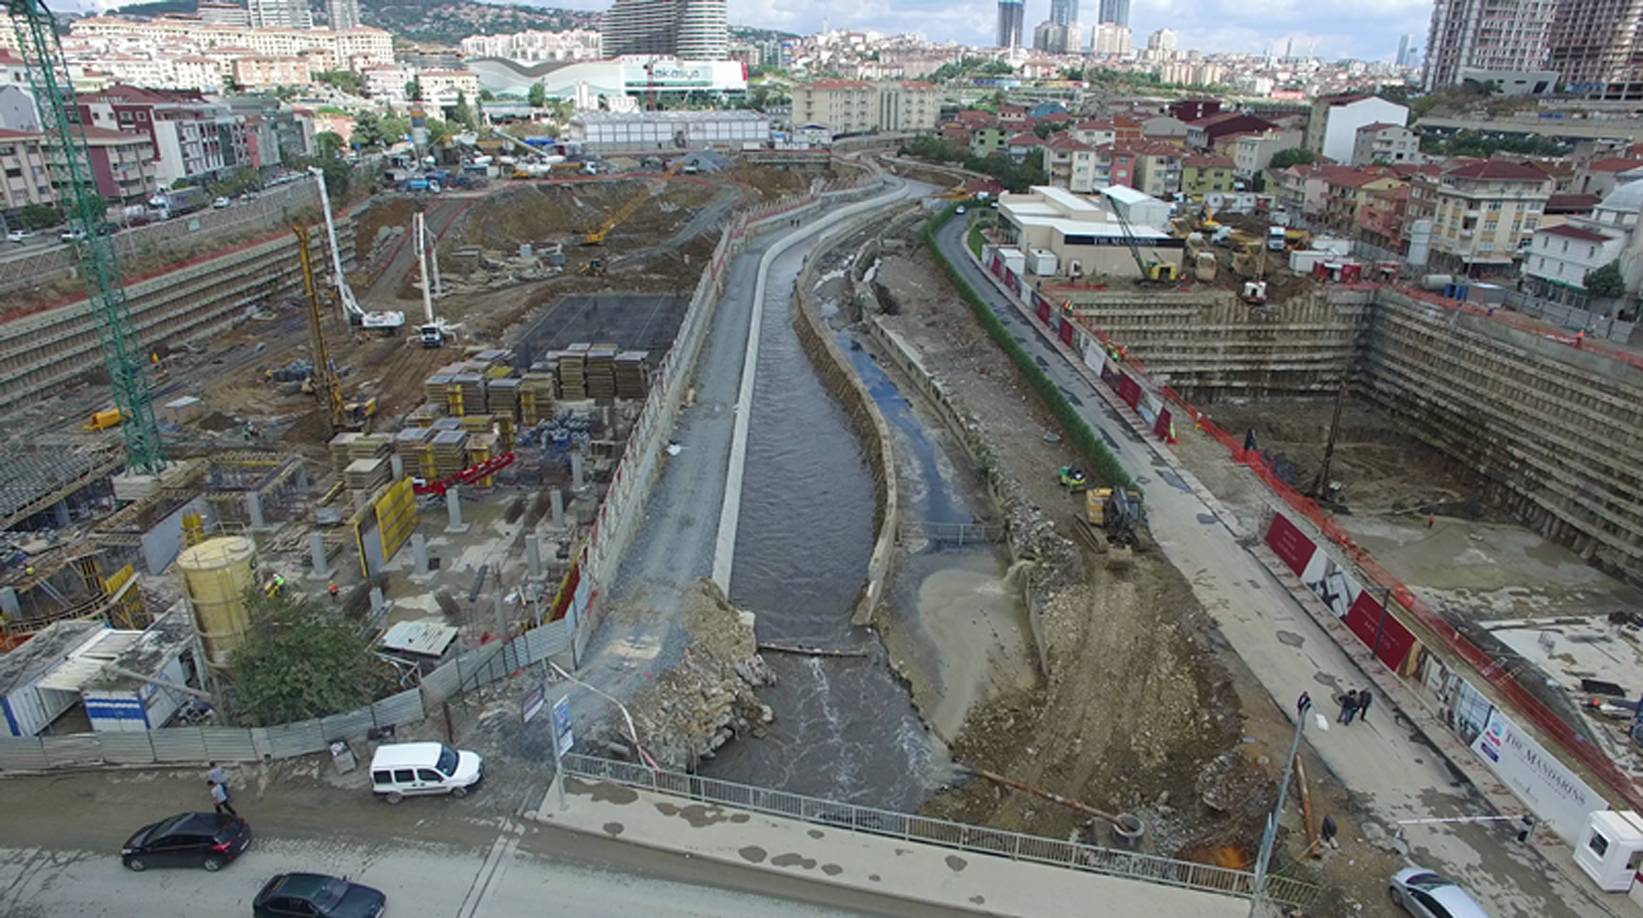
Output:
[{"left": 328, "top": 580, "right": 339, "bottom": 603}]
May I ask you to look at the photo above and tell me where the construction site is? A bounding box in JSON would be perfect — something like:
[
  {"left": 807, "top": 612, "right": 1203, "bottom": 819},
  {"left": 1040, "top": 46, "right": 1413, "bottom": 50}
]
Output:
[{"left": 2, "top": 32, "right": 1643, "bottom": 914}]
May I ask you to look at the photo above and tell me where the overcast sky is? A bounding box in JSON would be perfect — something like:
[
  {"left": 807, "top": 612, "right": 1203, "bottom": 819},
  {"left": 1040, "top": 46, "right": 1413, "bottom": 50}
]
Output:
[{"left": 535, "top": 0, "right": 1436, "bottom": 63}]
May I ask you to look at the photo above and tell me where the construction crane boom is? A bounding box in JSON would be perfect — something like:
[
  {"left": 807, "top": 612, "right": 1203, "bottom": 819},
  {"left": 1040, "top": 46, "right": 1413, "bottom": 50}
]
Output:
[
  {"left": 583, "top": 159, "right": 684, "bottom": 245},
  {"left": 294, "top": 223, "right": 346, "bottom": 434},
  {"left": 311, "top": 167, "right": 404, "bottom": 330},
  {"left": 10, "top": 0, "right": 165, "bottom": 473}
]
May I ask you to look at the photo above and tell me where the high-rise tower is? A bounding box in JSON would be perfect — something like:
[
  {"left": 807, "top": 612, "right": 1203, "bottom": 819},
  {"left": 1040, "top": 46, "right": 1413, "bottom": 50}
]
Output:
[
  {"left": 1098, "top": 0, "right": 1130, "bottom": 27},
  {"left": 1050, "top": 0, "right": 1079, "bottom": 27},
  {"left": 602, "top": 0, "right": 727, "bottom": 60},
  {"left": 998, "top": 0, "right": 1025, "bottom": 48}
]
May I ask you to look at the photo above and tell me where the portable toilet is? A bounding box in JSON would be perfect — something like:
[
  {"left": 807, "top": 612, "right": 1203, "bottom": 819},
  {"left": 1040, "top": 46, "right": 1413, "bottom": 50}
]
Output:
[{"left": 1576, "top": 811, "right": 1643, "bottom": 892}]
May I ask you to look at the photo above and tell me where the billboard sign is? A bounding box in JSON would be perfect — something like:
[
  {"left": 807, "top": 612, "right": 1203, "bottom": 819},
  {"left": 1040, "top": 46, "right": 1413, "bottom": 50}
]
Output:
[
  {"left": 552, "top": 695, "right": 574, "bottom": 757},
  {"left": 1471, "top": 707, "right": 1605, "bottom": 844}
]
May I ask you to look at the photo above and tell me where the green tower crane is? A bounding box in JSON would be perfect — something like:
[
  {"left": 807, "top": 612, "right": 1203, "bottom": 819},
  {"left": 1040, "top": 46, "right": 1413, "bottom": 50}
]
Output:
[{"left": 9, "top": 0, "right": 165, "bottom": 473}]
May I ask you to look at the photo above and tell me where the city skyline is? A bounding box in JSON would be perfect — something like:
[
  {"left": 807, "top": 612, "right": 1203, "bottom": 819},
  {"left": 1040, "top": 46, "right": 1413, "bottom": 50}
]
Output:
[{"left": 501, "top": 0, "right": 1437, "bottom": 63}]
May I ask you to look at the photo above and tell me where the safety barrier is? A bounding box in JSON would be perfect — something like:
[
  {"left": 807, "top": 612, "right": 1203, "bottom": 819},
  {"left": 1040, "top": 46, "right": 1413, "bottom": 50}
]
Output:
[
  {"left": 560, "top": 753, "right": 1323, "bottom": 908},
  {"left": 0, "top": 616, "right": 571, "bottom": 772},
  {"left": 1035, "top": 276, "right": 1643, "bottom": 812}
]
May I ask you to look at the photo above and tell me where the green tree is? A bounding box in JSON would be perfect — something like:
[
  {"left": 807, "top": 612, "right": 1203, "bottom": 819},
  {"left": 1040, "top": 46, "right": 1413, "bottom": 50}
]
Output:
[
  {"left": 314, "top": 130, "right": 344, "bottom": 159},
  {"left": 1269, "top": 147, "right": 1316, "bottom": 169},
  {"left": 1585, "top": 260, "right": 1627, "bottom": 298},
  {"left": 18, "top": 203, "right": 60, "bottom": 229},
  {"left": 528, "top": 81, "right": 547, "bottom": 108},
  {"left": 227, "top": 589, "right": 396, "bottom": 726},
  {"left": 547, "top": 99, "right": 575, "bottom": 124},
  {"left": 479, "top": 89, "right": 495, "bottom": 102},
  {"left": 171, "top": 177, "right": 191, "bottom": 190},
  {"left": 406, "top": 79, "right": 423, "bottom": 102},
  {"left": 314, "top": 70, "right": 363, "bottom": 95},
  {"left": 1033, "top": 119, "right": 1070, "bottom": 139},
  {"left": 351, "top": 110, "right": 388, "bottom": 148},
  {"left": 446, "top": 91, "right": 476, "bottom": 131}
]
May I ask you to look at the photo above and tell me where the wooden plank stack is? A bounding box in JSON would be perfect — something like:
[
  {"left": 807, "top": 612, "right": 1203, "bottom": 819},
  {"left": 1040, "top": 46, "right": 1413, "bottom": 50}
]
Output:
[
  {"left": 519, "top": 374, "right": 556, "bottom": 425},
  {"left": 429, "top": 430, "right": 469, "bottom": 480},
  {"left": 344, "top": 457, "right": 390, "bottom": 491},
  {"left": 328, "top": 432, "right": 361, "bottom": 473},
  {"left": 615, "top": 351, "right": 650, "bottom": 399},
  {"left": 559, "top": 344, "right": 589, "bottom": 401},
  {"left": 586, "top": 344, "right": 618, "bottom": 400}
]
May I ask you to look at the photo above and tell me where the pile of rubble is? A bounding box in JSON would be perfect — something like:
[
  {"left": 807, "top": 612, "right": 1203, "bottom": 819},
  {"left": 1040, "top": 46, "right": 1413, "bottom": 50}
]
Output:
[{"left": 612, "top": 580, "right": 776, "bottom": 770}]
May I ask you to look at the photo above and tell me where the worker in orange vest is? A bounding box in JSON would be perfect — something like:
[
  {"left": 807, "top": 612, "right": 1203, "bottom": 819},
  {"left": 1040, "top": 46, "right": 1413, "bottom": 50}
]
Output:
[{"left": 328, "top": 580, "right": 339, "bottom": 603}]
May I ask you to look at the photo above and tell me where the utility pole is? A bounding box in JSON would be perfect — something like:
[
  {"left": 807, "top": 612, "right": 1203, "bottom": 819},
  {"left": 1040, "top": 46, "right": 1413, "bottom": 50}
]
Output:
[
  {"left": 1252, "top": 694, "right": 1311, "bottom": 917},
  {"left": 1311, "top": 381, "right": 1348, "bottom": 501}
]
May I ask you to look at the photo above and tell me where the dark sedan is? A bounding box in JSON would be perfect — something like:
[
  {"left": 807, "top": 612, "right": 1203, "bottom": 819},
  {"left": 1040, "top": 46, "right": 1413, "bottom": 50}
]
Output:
[
  {"left": 253, "top": 873, "right": 387, "bottom": 918},
  {"left": 121, "top": 812, "right": 252, "bottom": 872}
]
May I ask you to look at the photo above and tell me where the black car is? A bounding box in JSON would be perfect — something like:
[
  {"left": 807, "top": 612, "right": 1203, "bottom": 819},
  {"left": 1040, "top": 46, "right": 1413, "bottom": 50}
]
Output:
[
  {"left": 121, "top": 812, "right": 252, "bottom": 872},
  {"left": 254, "top": 873, "right": 387, "bottom": 918}
]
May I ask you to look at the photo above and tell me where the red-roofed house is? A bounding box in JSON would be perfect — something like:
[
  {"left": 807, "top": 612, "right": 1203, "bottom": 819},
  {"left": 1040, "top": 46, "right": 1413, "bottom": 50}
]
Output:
[
  {"left": 1184, "top": 112, "right": 1276, "bottom": 150},
  {"left": 1321, "top": 168, "right": 1406, "bottom": 231},
  {"left": 1131, "top": 142, "right": 1184, "bottom": 197},
  {"left": 1112, "top": 115, "right": 1143, "bottom": 144},
  {"left": 1410, "top": 159, "right": 1553, "bottom": 272},
  {"left": 956, "top": 109, "right": 995, "bottom": 127},
  {"left": 1072, "top": 120, "right": 1115, "bottom": 149},
  {"left": 1005, "top": 132, "right": 1047, "bottom": 164},
  {"left": 1357, "top": 184, "right": 1412, "bottom": 251},
  {"left": 1094, "top": 144, "right": 1139, "bottom": 189}
]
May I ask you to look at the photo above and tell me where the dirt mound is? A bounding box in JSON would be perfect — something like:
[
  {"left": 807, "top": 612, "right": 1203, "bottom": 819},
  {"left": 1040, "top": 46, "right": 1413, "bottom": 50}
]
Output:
[{"left": 197, "top": 411, "right": 241, "bottom": 432}]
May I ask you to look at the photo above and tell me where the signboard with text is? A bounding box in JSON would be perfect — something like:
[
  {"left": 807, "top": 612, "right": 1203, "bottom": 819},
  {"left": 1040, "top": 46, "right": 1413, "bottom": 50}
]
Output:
[
  {"left": 1471, "top": 707, "right": 1604, "bottom": 844},
  {"left": 551, "top": 696, "right": 574, "bottom": 757}
]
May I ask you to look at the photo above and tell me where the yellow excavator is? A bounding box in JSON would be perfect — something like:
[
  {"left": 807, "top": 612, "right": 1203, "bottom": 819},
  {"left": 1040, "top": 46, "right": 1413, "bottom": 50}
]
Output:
[{"left": 581, "top": 158, "right": 685, "bottom": 246}]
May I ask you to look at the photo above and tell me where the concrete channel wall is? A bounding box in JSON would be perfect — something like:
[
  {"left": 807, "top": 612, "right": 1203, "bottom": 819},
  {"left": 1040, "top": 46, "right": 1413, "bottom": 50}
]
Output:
[
  {"left": 0, "top": 222, "right": 356, "bottom": 410},
  {"left": 790, "top": 222, "right": 899, "bottom": 627},
  {"left": 1359, "top": 288, "right": 1643, "bottom": 579}
]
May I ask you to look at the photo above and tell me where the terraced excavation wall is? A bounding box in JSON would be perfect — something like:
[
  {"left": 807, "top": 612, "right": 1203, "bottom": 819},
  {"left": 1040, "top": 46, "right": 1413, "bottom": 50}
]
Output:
[
  {"left": 1359, "top": 289, "right": 1643, "bottom": 580},
  {"left": 0, "top": 224, "right": 355, "bottom": 411}
]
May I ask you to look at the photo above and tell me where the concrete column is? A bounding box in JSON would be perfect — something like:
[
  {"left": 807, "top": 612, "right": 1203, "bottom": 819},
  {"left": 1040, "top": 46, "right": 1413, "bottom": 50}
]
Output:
[
  {"left": 308, "top": 532, "right": 332, "bottom": 580},
  {"left": 369, "top": 587, "right": 387, "bottom": 617},
  {"left": 52, "top": 500, "right": 70, "bottom": 528},
  {"left": 525, "top": 534, "right": 542, "bottom": 580},
  {"left": 493, "top": 591, "right": 508, "bottom": 637},
  {"left": 295, "top": 463, "right": 309, "bottom": 490},
  {"left": 244, "top": 491, "right": 267, "bottom": 531},
  {"left": 413, "top": 533, "right": 431, "bottom": 576},
  {"left": 551, "top": 489, "right": 564, "bottom": 527},
  {"left": 571, "top": 451, "right": 585, "bottom": 489},
  {"left": 0, "top": 586, "right": 18, "bottom": 618},
  {"left": 352, "top": 490, "right": 370, "bottom": 514},
  {"left": 390, "top": 453, "right": 405, "bottom": 480},
  {"left": 445, "top": 486, "right": 469, "bottom": 533}
]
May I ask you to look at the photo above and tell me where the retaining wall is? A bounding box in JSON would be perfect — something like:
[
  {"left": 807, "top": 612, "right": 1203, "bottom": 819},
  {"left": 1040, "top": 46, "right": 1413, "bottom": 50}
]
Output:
[
  {"left": 1359, "top": 288, "right": 1643, "bottom": 579},
  {"left": 0, "top": 220, "right": 356, "bottom": 410}
]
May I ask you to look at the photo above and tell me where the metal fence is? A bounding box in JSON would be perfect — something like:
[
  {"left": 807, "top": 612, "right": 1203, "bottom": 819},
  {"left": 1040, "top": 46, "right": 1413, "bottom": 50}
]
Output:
[
  {"left": 898, "top": 520, "right": 1006, "bottom": 545},
  {"left": 0, "top": 616, "right": 572, "bottom": 772},
  {"left": 1500, "top": 290, "right": 1636, "bottom": 342},
  {"left": 559, "top": 753, "right": 1323, "bottom": 909}
]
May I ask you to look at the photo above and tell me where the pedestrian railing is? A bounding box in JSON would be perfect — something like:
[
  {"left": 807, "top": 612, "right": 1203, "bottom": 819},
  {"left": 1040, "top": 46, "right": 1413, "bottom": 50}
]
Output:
[
  {"left": 559, "top": 753, "right": 1323, "bottom": 909},
  {"left": 898, "top": 519, "right": 1007, "bottom": 545}
]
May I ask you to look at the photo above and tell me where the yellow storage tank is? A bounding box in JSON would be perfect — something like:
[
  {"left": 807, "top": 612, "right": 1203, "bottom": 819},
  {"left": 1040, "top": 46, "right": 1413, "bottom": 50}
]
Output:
[{"left": 176, "top": 536, "right": 257, "bottom": 671}]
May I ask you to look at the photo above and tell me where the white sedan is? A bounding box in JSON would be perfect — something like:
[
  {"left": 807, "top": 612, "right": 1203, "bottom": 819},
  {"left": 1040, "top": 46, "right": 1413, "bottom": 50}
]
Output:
[{"left": 1389, "top": 867, "right": 1491, "bottom": 918}]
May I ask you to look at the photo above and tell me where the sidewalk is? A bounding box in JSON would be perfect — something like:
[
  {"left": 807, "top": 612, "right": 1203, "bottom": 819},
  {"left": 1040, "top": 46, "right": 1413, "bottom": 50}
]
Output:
[
  {"left": 531, "top": 776, "right": 1246, "bottom": 918},
  {"left": 936, "top": 220, "right": 1631, "bottom": 918}
]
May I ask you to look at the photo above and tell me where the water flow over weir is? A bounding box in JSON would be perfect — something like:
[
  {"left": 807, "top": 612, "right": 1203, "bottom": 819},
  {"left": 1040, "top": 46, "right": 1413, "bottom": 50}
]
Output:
[{"left": 705, "top": 233, "right": 937, "bottom": 810}]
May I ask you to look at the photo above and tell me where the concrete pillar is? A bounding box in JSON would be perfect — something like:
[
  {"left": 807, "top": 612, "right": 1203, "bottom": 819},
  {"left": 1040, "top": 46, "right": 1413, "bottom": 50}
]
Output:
[
  {"left": 295, "top": 463, "right": 309, "bottom": 490},
  {"left": 413, "top": 533, "right": 431, "bottom": 576},
  {"left": 525, "top": 534, "right": 542, "bottom": 580},
  {"left": 52, "top": 500, "right": 70, "bottom": 528},
  {"left": 308, "top": 532, "right": 332, "bottom": 580},
  {"left": 445, "top": 486, "right": 469, "bottom": 533},
  {"left": 244, "top": 491, "right": 267, "bottom": 531},
  {"left": 493, "top": 591, "right": 508, "bottom": 637},
  {"left": 390, "top": 453, "right": 405, "bottom": 481},
  {"left": 0, "top": 586, "right": 18, "bottom": 618},
  {"left": 551, "top": 489, "right": 565, "bottom": 527},
  {"left": 352, "top": 490, "right": 370, "bottom": 514},
  {"left": 571, "top": 451, "right": 585, "bottom": 489},
  {"left": 369, "top": 587, "right": 386, "bottom": 617}
]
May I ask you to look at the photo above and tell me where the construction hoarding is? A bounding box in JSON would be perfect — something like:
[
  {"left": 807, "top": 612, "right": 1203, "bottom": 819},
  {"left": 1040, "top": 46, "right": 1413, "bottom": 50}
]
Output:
[{"left": 1472, "top": 707, "right": 1606, "bottom": 845}]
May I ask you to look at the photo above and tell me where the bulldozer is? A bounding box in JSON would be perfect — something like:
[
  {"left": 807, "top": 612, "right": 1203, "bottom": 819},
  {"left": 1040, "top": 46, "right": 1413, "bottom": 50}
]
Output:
[{"left": 1073, "top": 487, "right": 1148, "bottom": 567}]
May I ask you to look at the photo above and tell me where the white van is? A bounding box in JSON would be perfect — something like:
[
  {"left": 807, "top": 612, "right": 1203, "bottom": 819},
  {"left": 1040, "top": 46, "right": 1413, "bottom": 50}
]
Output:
[{"left": 369, "top": 742, "right": 484, "bottom": 803}]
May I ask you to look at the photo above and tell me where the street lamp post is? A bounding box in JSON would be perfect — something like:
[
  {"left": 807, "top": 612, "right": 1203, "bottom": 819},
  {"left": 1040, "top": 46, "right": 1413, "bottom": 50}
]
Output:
[
  {"left": 1251, "top": 696, "right": 1310, "bottom": 918},
  {"left": 547, "top": 661, "right": 656, "bottom": 768},
  {"left": 1367, "top": 586, "right": 1394, "bottom": 661}
]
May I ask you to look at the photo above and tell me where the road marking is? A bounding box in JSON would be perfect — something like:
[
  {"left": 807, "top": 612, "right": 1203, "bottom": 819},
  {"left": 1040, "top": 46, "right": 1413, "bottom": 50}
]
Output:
[{"left": 455, "top": 819, "right": 524, "bottom": 918}]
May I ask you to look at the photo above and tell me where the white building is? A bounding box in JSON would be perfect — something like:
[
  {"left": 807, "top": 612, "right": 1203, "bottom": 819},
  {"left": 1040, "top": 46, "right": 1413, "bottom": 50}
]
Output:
[
  {"left": 465, "top": 57, "right": 746, "bottom": 105},
  {"left": 247, "top": 0, "right": 311, "bottom": 30},
  {"left": 416, "top": 69, "right": 481, "bottom": 109},
  {"left": 328, "top": 0, "right": 361, "bottom": 32},
  {"left": 1147, "top": 28, "right": 1176, "bottom": 52},
  {"left": 1305, "top": 93, "right": 1409, "bottom": 165},
  {"left": 569, "top": 110, "right": 769, "bottom": 152},
  {"left": 1524, "top": 179, "right": 1643, "bottom": 300},
  {"left": 1350, "top": 123, "right": 1423, "bottom": 167},
  {"left": 1091, "top": 22, "right": 1132, "bottom": 56},
  {"left": 70, "top": 18, "right": 393, "bottom": 74},
  {"left": 459, "top": 29, "right": 602, "bottom": 63},
  {"left": 994, "top": 185, "right": 1181, "bottom": 280}
]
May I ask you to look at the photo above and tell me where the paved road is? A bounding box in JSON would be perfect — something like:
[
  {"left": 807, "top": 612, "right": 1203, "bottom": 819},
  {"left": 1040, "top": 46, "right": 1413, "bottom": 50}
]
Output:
[
  {"left": 0, "top": 770, "right": 957, "bottom": 918},
  {"left": 931, "top": 217, "right": 1599, "bottom": 918}
]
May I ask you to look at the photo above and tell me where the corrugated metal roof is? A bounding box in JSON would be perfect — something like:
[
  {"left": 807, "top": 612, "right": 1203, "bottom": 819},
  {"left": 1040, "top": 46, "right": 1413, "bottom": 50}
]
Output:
[
  {"left": 36, "top": 629, "right": 144, "bottom": 692},
  {"left": 380, "top": 620, "right": 459, "bottom": 658}
]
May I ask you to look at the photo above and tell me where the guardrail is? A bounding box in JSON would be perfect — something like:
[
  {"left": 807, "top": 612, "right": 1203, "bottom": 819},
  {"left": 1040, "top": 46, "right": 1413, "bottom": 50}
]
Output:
[{"left": 560, "top": 753, "right": 1323, "bottom": 909}]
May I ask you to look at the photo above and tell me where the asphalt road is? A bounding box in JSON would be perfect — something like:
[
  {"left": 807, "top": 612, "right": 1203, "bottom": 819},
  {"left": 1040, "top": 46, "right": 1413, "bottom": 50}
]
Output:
[
  {"left": 931, "top": 217, "right": 1600, "bottom": 918},
  {"left": 0, "top": 770, "right": 959, "bottom": 918}
]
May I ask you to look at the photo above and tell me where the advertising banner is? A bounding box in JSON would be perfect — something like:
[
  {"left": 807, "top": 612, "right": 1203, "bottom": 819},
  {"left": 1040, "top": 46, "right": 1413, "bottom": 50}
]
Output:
[
  {"left": 1264, "top": 512, "right": 1318, "bottom": 576},
  {"left": 1301, "top": 545, "right": 1361, "bottom": 620},
  {"left": 1117, "top": 374, "right": 1142, "bottom": 410},
  {"left": 1471, "top": 708, "right": 1605, "bottom": 844},
  {"left": 1342, "top": 589, "right": 1417, "bottom": 669},
  {"left": 1082, "top": 340, "right": 1107, "bottom": 376}
]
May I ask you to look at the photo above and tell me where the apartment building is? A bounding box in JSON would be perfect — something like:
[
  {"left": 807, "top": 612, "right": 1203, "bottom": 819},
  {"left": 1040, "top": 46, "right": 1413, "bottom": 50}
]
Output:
[
  {"left": 71, "top": 18, "right": 393, "bottom": 73},
  {"left": 602, "top": 0, "right": 727, "bottom": 60},
  {"left": 790, "top": 80, "right": 940, "bottom": 136},
  {"left": 1350, "top": 123, "right": 1423, "bottom": 167},
  {"left": 0, "top": 129, "right": 53, "bottom": 213},
  {"left": 232, "top": 56, "right": 312, "bottom": 91},
  {"left": 1305, "top": 94, "right": 1409, "bottom": 165},
  {"left": 1546, "top": 0, "right": 1643, "bottom": 90},
  {"left": 1129, "top": 142, "right": 1183, "bottom": 197},
  {"left": 416, "top": 70, "right": 482, "bottom": 109},
  {"left": 1423, "top": 0, "right": 1558, "bottom": 91},
  {"left": 77, "top": 85, "right": 242, "bottom": 186},
  {"left": 1408, "top": 159, "right": 1553, "bottom": 272},
  {"left": 1233, "top": 129, "right": 1304, "bottom": 177},
  {"left": 1322, "top": 169, "right": 1407, "bottom": 231},
  {"left": 1044, "top": 135, "right": 1099, "bottom": 193},
  {"left": 83, "top": 126, "right": 160, "bottom": 203},
  {"left": 1180, "top": 154, "right": 1235, "bottom": 198},
  {"left": 1356, "top": 184, "right": 1412, "bottom": 251},
  {"left": 459, "top": 29, "right": 603, "bottom": 63},
  {"left": 1525, "top": 179, "right": 1643, "bottom": 299}
]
